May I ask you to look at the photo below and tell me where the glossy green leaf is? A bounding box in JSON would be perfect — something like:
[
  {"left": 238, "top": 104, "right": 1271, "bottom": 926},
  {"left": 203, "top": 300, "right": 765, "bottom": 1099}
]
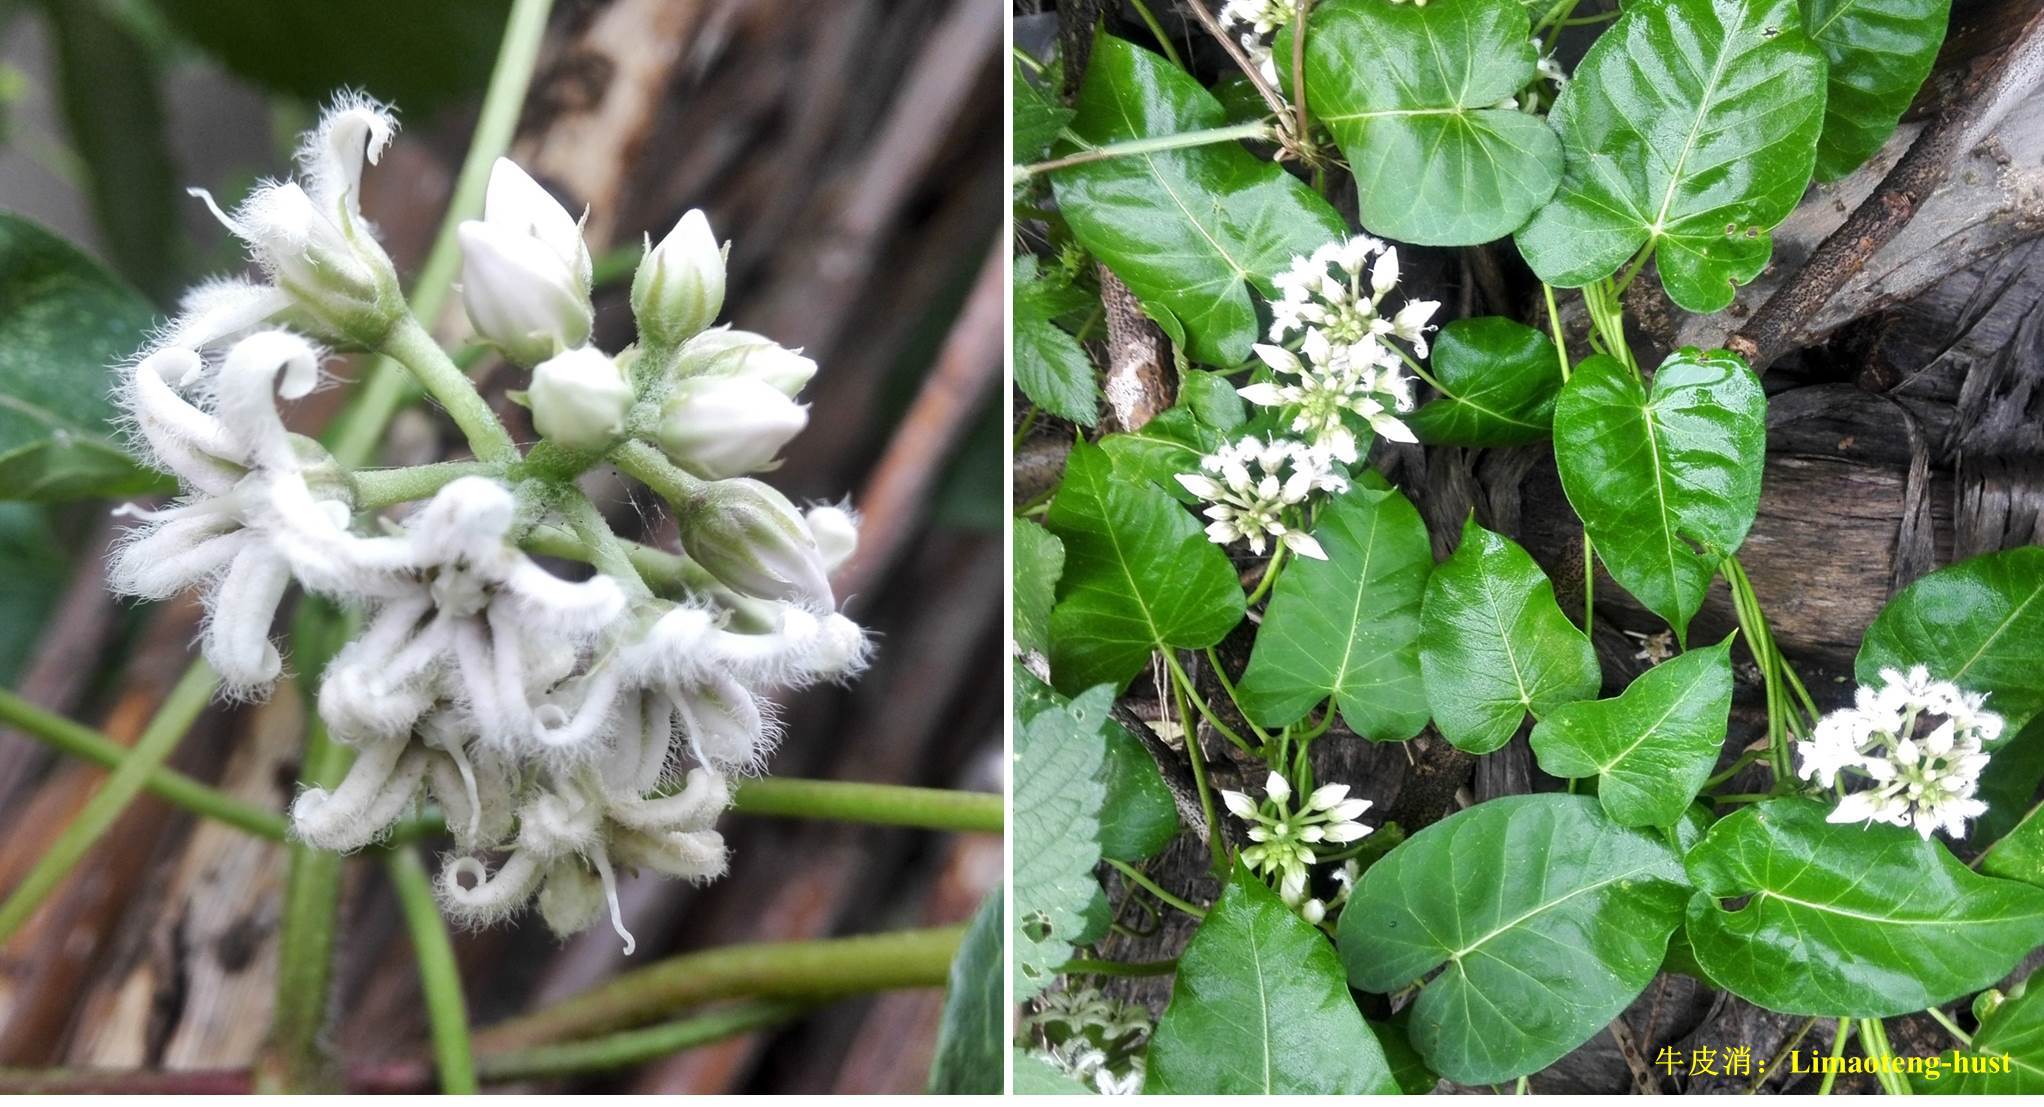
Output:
[
  {"left": 1407, "top": 316, "right": 1564, "bottom": 446},
  {"left": 1013, "top": 1049, "right": 1093, "bottom": 1094},
  {"left": 1015, "top": 666, "right": 1180, "bottom": 864},
  {"left": 1530, "top": 635, "right": 1736, "bottom": 828},
  {"left": 1419, "top": 518, "right": 1601, "bottom": 753},
  {"left": 1015, "top": 58, "right": 1075, "bottom": 163},
  {"left": 1149, "top": 864, "right": 1398, "bottom": 1094},
  {"left": 1045, "top": 441, "right": 1245, "bottom": 693},
  {"left": 0, "top": 214, "right": 171, "bottom": 502},
  {"left": 1371, "top": 1018, "right": 1440, "bottom": 1095},
  {"left": 1015, "top": 256, "right": 1101, "bottom": 426},
  {"left": 1973, "top": 717, "right": 2044, "bottom": 847},
  {"left": 1856, "top": 546, "right": 2044, "bottom": 734},
  {"left": 1014, "top": 522, "right": 1065, "bottom": 656},
  {"left": 1237, "top": 483, "right": 1433, "bottom": 739},
  {"left": 1514, "top": 0, "right": 1827, "bottom": 312},
  {"left": 1936, "top": 974, "right": 2044, "bottom": 1092},
  {"left": 1553, "top": 350, "right": 1767, "bottom": 643},
  {"left": 1096, "top": 408, "right": 1223, "bottom": 504},
  {"left": 1805, "top": 0, "right": 1952, "bottom": 181},
  {"left": 1984, "top": 799, "right": 2044, "bottom": 890},
  {"left": 1685, "top": 798, "right": 2044, "bottom": 1017},
  {"left": 1013, "top": 686, "right": 1114, "bottom": 1001},
  {"left": 1049, "top": 36, "right": 1346, "bottom": 366},
  {"left": 928, "top": 889, "right": 1003, "bottom": 1094},
  {"left": 1339, "top": 794, "right": 1690, "bottom": 1084},
  {"left": 0, "top": 505, "right": 70, "bottom": 683},
  {"left": 1298, "top": 0, "right": 1562, "bottom": 245},
  {"left": 1177, "top": 369, "right": 1246, "bottom": 430}
]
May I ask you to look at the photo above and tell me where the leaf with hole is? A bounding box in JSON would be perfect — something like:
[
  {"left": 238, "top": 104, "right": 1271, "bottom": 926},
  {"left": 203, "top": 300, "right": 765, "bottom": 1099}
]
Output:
[
  {"left": 1015, "top": 665, "right": 1179, "bottom": 864},
  {"left": 1049, "top": 35, "right": 1346, "bottom": 366},
  {"left": 1514, "top": 0, "right": 1827, "bottom": 312},
  {"left": 1338, "top": 794, "right": 1690, "bottom": 1084},
  {"left": 1148, "top": 863, "right": 1398, "bottom": 1094},
  {"left": 1407, "top": 316, "right": 1565, "bottom": 446},
  {"left": 1685, "top": 798, "right": 2044, "bottom": 1017},
  {"left": 1419, "top": 518, "right": 1601, "bottom": 754},
  {"left": 1553, "top": 349, "right": 1767, "bottom": 643},
  {"left": 1295, "top": 0, "right": 1562, "bottom": 245},
  {"left": 1236, "top": 483, "right": 1432, "bottom": 740},
  {"left": 1530, "top": 635, "right": 1735, "bottom": 828},
  {"left": 1805, "top": 0, "right": 1952, "bottom": 181}
]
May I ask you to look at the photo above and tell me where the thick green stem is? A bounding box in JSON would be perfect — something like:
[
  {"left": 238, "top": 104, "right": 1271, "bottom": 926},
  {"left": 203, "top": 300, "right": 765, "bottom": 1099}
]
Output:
[
  {"left": 351, "top": 459, "right": 498, "bottom": 509},
  {"left": 476, "top": 1002, "right": 804, "bottom": 1082},
  {"left": 380, "top": 314, "right": 519, "bottom": 463},
  {"left": 611, "top": 438, "right": 708, "bottom": 509},
  {"left": 1818, "top": 1018, "right": 1852, "bottom": 1095},
  {"left": 0, "top": 686, "right": 286, "bottom": 840},
  {"left": 387, "top": 847, "right": 477, "bottom": 1094},
  {"left": 474, "top": 925, "right": 964, "bottom": 1051},
  {"left": 1016, "top": 122, "right": 1276, "bottom": 178},
  {"left": 259, "top": 713, "right": 350, "bottom": 1093},
  {"left": 1925, "top": 1006, "right": 1973, "bottom": 1048},
  {"left": 0, "top": 664, "right": 219, "bottom": 943},
  {"left": 730, "top": 777, "right": 1001, "bottom": 834},
  {"left": 1162, "top": 651, "right": 1253, "bottom": 755}
]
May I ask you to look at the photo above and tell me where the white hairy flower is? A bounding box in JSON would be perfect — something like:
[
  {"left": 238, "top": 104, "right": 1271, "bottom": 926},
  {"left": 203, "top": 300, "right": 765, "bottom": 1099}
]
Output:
[
  {"left": 528, "top": 346, "right": 634, "bottom": 449},
  {"left": 1798, "top": 665, "right": 2005, "bottom": 840},
  {"left": 1224, "top": 770, "right": 1373, "bottom": 887},
  {"left": 1269, "top": 235, "right": 1440, "bottom": 359},
  {"left": 657, "top": 374, "right": 810, "bottom": 479},
  {"left": 1175, "top": 436, "right": 1344, "bottom": 560},
  {"left": 458, "top": 158, "right": 595, "bottom": 365},
  {"left": 633, "top": 208, "right": 727, "bottom": 347},
  {"left": 1240, "top": 329, "right": 1416, "bottom": 461}
]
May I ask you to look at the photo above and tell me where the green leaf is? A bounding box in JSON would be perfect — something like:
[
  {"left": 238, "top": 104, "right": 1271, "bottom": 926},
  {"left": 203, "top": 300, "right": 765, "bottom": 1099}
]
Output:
[
  {"left": 1015, "top": 256, "right": 1101, "bottom": 426},
  {"left": 1049, "top": 36, "right": 1346, "bottom": 366},
  {"left": 1014, "top": 521, "right": 1066, "bottom": 656},
  {"left": 1937, "top": 974, "right": 2044, "bottom": 1092},
  {"left": 1097, "top": 408, "right": 1223, "bottom": 504},
  {"left": 1044, "top": 441, "right": 1245, "bottom": 694},
  {"left": 1338, "top": 794, "right": 1690, "bottom": 1084},
  {"left": 1514, "top": 0, "right": 1827, "bottom": 312},
  {"left": 1015, "top": 58, "right": 1076, "bottom": 163},
  {"left": 1529, "top": 635, "right": 1736, "bottom": 828},
  {"left": 151, "top": 0, "right": 513, "bottom": 114},
  {"left": 1684, "top": 798, "right": 2044, "bottom": 1017},
  {"left": 1013, "top": 686, "right": 1114, "bottom": 1001},
  {"left": 1297, "top": 0, "right": 1562, "bottom": 245},
  {"left": 0, "top": 214, "right": 171, "bottom": 502},
  {"left": 1148, "top": 863, "right": 1398, "bottom": 1094},
  {"left": 1805, "top": 0, "right": 1952, "bottom": 181},
  {"left": 1974, "top": 717, "right": 2044, "bottom": 847},
  {"left": 1015, "top": 666, "right": 1180, "bottom": 864},
  {"left": 1013, "top": 1049, "right": 1093, "bottom": 1094},
  {"left": 1984, "top": 799, "right": 2044, "bottom": 890},
  {"left": 1855, "top": 546, "right": 2044, "bottom": 734},
  {"left": 0, "top": 505, "right": 70, "bottom": 684},
  {"left": 1419, "top": 518, "right": 1601, "bottom": 753},
  {"left": 1237, "top": 483, "right": 1433, "bottom": 739},
  {"left": 1177, "top": 370, "right": 1246, "bottom": 430},
  {"left": 1552, "top": 349, "right": 1767, "bottom": 642},
  {"left": 927, "top": 889, "right": 1003, "bottom": 1095},
  {"left": 1407, "top": 316, "right": 1565, "bottom": 446},
  {"left": 1371, "top": 1018, "right": 1440, "bottom": 1095}
]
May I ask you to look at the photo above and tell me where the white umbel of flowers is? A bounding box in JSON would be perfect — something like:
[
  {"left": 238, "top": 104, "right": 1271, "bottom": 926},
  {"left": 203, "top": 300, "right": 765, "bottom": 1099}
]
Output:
[
  {"left": 1222, "top": 772, "right": 1373, "bottom": 891},
  {"left": 1796, "top": 665, "right": 2005, "bottom": 840},
  {"left": 1242, "top": 329, "right": 1416, "bottom": 462},
  {"left": 1176, "top": 436, "right": 1346, "bottom": 560}
]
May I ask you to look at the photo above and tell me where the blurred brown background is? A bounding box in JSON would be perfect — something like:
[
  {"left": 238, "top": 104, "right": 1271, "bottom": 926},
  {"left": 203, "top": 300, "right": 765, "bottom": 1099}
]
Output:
[{"left": 0, "top": 0, "right": 1002, "bottom": 1092}]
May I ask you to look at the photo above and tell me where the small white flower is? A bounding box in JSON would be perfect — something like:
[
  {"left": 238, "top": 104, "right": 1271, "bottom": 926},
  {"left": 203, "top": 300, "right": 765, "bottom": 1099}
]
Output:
[
  {"left": 1242, "top": 331, "right": 1415, "bottom": 461},
  {"left": 458, "top": 158, "right": 594, "bottom": 365},
  {"left": 1175, "top": 436, "right": 1343, "bottom": 559},
  {"left": 657, "top": 374, "right": 810, "bottom": 479},
  {"left": 1225, "top": 770, "right": 1373, "bottom": 888},
  {"left": 633, "top": 208, "right": 726, "bottom": 347},
  {"left": 1801, "top": 665, "right": 2006, "bottom": 840},
  {"left": 1267, "top": 234, "right": 1438, "bottom": 358},
  {"left": 528, "top": 346, "right": 634, "bottom": 449}
]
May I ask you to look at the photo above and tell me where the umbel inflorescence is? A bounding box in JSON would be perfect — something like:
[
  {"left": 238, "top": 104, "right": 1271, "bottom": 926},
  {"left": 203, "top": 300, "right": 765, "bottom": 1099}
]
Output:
[{"left": 108, "top": 95, "right": 869, "bottom": 952}]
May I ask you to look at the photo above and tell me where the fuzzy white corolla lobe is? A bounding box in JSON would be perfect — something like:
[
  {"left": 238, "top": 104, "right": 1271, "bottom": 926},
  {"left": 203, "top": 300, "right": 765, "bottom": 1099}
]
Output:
[
  {"left": 802, "top": 503, "right": 859, "bottom": 573},
  {"left": 528, "top": 346, "right": 634, "bottom": 449},
  {"left": 656, "top": 375, "right": 809, "bottom": 478},
  {"left": 679, "top": 478, "right": 835, "bottom": 610},
  {"left": 633, "top": 208, "right": 726, "bottom": 348},
  {"left": 457, "top": 158, "right": 594, "bottom": 365}
]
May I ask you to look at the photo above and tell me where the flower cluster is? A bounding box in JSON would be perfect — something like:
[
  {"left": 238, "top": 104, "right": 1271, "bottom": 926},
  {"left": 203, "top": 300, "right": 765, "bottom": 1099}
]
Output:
[
  {"left": 1025, "top": 987, "right": 1152, "bottom": 1096},
  {"left": 1176, "top": 436, "right": 1346, "bottom": 560},
  {"left": 1218, "top": 0, "right": 1292, "bottom": 83},
  {"left": 1796, "top": 665, "right": 2005, "bottom": 840},
  {"left": 110, "top": 97, "right": 869, "bottom": 951},
  {"left": 1223, "top": 771, "right": 1372, "bottom": 916}
]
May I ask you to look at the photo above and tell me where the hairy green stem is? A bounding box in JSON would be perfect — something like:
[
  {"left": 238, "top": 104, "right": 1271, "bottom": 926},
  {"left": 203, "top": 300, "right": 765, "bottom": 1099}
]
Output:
[
  {"left": 387, "top": 847, "right": 477, "bottom": 1094},
  {"left": 476, "top": 1001, "right": 805, "bottom": 1082},
  {"left": 521, "top": 524, "right": 711, "bottom": 596},
  {"left": 260, "top": 710, "right": 350, "bottom": 1092},
  {"left": 730, "top": 777, "right": 1001, "bottom": 834},
  {"left": 475, "top": 925, "right": 964, "bottom": 1051},
  {"left": 559, "top": 487, "right": 651, "bottom": 597},
  {"left": 0, "top": 664, "right": 219, "bottom": 943},
  {"left": 351, "top": 459, "right": 499, "bottom": 509},
  {"left": 380, "top": 314, "right": 519, "bottom": 463},
  {"left": 611, "top": 437, "right": 708, "bottom": 509}
]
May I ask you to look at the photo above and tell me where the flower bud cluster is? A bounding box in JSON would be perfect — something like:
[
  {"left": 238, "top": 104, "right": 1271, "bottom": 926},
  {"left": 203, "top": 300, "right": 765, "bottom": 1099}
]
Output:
[
  {"left": 110, "top": 97, "right": 873, "bottom": 951},
  {"left": 1222, "top": 771, "right": 1373, "bottom": 913},
  {"left": 1177, "top": 436, "right": 1347, "bottom": 560},
  {"left": 1797, "top": 665, "right": 2005, "bottom": 840}
]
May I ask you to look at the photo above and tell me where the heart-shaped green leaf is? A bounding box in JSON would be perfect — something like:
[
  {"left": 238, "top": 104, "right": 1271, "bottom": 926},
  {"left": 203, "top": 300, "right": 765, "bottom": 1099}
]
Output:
[
  {"left": 1553, "top": 349, "right": 1767, "bottom": 643},
  {"left": 1013, "top": 685, "right": 1115, "bottom": 1000},
  {"left": 1685, "top": 798, "right": 2044, "bottom": 1017},
  {"left": 1530, "top": 635, "right": 1736, "bottom": 828},
  {"left": 1237, "top": 483, "right": 1433, "bottom": 739},
  {"left": 1514, "top": 0, "right": 1827, "bottom": 312},
  {"left": 1296, "top": 0, "right": 1562, "bottom": 245},
  {"left": 1015, "top": 665, "right": 1180, "bottom": 864},
  {"left": 1932, "top": 974, "right": 2044, "bottom": 1092},
  {"left": 1013, "top": 521, "right": 1065, "bottom": 656},
  {"left": 1419, "top": 518, "right": 1601, "bottom": 753},
  {"left": 1149, "top": 863, "right": 1398, "bottom": 1094},
  {"left": 1407, "top": 316, "right": 1564, "bottom": 446},
  {"left": 1338, "top": 794, "right": 1690, "bottom": 1084},
  {"left": 1097, "top": 407, "right": 1224, "bottom": 505},
  {"left": 1045, "top": 441, "right": 1246, "bottom": 693},
  {"left": 1050, "top": 36, "right": 1347, "bottom": 366},
  {"left": 1856, "top": 546, "right": 2044, "bottom": 734},
  {"left": 1805, "top": 0, "right": 1952, "bottom": 181}
]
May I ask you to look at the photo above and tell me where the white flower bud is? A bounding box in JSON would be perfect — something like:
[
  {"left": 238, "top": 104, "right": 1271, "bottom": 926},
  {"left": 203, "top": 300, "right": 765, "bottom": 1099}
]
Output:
[
  {"left": 458, "top": 159, "right": 593, "bottom": 365},
  {"left": 195, "top": 180, "right": 402, "bottom": 346},
  {"left": 1306, "top": 782, "right": 1350, "bottom": 812},
  {"left": 1221, "top": 789, "right": 1258, "bottom": 821},
  {"left": 632, "top": 209, "right": 726, "bottom": 347},
  {"left": 1300, "top": 898, "right": 1327, "bottom": 925},
  {"left": 679, "top": 478, "right": 834, "bottom": 609},
  {"left": 671, "top": 327, "right": 817, "bottom": 397},
  {"left": 656, "top": 375, "right": 808, "bottom": 478},
  {"left": 1265, "top": 771, "right": 1291, "bottom": 805},
  {"left": 804, "top": 504, "right": 859, "bottom": 573},
  {"left": 529, "top": 347, "right": 633, "bottom": 449}
]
